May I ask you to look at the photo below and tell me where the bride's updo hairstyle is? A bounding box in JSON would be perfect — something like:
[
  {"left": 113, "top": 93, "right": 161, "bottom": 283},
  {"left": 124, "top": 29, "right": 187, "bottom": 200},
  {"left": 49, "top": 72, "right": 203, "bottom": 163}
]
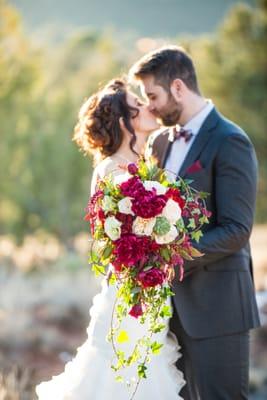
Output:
[{"left": 73, "top": 79, "right": 139, "bottom": 165}]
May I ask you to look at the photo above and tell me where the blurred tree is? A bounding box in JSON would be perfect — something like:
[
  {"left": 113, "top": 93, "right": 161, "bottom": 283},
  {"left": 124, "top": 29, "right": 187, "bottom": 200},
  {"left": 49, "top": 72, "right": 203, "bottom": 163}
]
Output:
[
  {"left": 0, "top": 0, "right": 41, "bottom": 240},
  {"left": 188, "top": 0, "right": 267, "bottom": 220}
]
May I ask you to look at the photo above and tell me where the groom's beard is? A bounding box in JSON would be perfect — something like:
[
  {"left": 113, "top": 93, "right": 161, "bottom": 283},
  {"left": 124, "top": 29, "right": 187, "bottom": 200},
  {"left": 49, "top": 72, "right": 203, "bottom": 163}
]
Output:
[{"left": 155, "top": 94, "right": 183, "bottom": 127}]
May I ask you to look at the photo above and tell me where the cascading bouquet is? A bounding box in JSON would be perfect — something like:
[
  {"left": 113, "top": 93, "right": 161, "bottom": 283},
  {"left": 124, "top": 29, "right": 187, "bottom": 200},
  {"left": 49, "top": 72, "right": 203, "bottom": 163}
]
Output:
[{"left": 85, "top": 157, "right": 210, "bottom": 395}]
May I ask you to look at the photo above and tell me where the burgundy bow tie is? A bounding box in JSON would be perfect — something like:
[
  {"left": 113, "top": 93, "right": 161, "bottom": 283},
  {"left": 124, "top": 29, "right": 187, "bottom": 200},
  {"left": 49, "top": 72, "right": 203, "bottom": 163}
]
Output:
[{"left": 173, "top": 127, "right": 193, "bottom": 143}]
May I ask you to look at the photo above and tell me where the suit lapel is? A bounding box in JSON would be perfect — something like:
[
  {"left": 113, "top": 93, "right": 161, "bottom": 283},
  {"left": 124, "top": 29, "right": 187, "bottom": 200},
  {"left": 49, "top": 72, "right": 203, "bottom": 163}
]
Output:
[
  {"left": 152, "top": 129, "right": 173, "bottom": 168},
  {"left": 178, "top": 108, "right": 220, "bottom": 178}
]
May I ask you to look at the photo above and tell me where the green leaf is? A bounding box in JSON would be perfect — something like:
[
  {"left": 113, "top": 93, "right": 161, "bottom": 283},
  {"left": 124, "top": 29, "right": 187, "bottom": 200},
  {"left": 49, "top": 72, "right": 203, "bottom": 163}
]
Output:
[
  {"left": 151, "top": 323, "right": 166, "bottom": 333},
  {"left": 191, "top": 230, "right": 203, "bottom": 243},
  {"left": 179, "top": 249, "right": 194, "bottom": 261},
  {"left": 151, "top": 341, "right": 164, "bottom": 355},
  {"left": 199, "top": 191, "right": 209, "bottom": 199},
  {"left": 199, "top": 215, "right": 209, "bottom": 224},
  {"left": 117, "top": 330, "right": 130, "bottom": 343},
  {"left": 91, "top": 263, "right": 106, "bottom": 276},
  {"left": 102, "top": 244, "right": 113, "bottom": 260},
  {"left": 190, "top": 247, "right": 204, "bottom": 257},
  {"left": 138, "top": 363, "right": 147, "bottom": 379},
  {"left": 160, "top": 247, "right": 171, "bottom": 262},
  {"left": 163, "top": 286, "right": 175, "bottom": 297},
  {"left": 159, "top": 305, "right": 172, "bottom": 318},
  {"left": 188, "top": 218, "right": 196, "bottom": 229}
]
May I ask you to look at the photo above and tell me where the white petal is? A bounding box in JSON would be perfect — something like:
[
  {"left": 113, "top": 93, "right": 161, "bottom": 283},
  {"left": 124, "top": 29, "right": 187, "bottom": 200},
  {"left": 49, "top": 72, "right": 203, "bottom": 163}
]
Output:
[
  {"left": 144, "top": 180, "right": 167, "bottom": 195},
  {"left": 118, "top": 197, "right": 134, "bottom": 215},
  {"left": 161, "top": 199, "right": 181, "bottom": 224}
]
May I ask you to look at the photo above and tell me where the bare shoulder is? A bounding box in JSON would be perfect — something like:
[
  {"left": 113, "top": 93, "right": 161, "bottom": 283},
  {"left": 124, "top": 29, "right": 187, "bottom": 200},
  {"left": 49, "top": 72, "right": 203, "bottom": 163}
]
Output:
[{"left": 94, "top": 157, "right": 117, "bottom": 179}]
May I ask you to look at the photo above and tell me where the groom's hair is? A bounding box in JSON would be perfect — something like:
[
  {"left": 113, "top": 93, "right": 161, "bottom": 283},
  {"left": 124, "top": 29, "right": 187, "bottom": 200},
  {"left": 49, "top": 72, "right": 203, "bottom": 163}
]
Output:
[{"left": 130, "top": 45, "right": 200, "bottom": 94}]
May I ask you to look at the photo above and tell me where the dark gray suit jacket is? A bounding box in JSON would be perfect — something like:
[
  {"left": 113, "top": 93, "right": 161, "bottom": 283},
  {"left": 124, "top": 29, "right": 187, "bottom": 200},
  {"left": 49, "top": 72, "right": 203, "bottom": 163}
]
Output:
[{"left": 149, "top": 108, "right": 260, "bottom": 339}]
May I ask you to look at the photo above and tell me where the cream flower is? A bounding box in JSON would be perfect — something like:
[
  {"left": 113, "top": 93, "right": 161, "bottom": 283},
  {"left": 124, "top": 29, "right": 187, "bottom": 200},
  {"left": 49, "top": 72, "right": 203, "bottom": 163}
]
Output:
[
  {"left": 154, "top": 225, "right": 178, "bottom": 244},
  {"left": 161, "top": 198, "right": 181, "bottom": 224},
  {"left": 132, "top": 217, "right": 156, "bottom": 236},
  {"left": 104, "top": 216, "right": 122, "bottom": 241},
  {"left": 102, "top": 195, "right": 116, "bottom": 213},
  {"left": 118, "top": 197, "right": 134, "bottom": 215},
  {"left": 143, "top": 180, "right": 167, "bottom": 195},
  {"left": 113, "top": 172, "right": 132, "bottom": 185}
]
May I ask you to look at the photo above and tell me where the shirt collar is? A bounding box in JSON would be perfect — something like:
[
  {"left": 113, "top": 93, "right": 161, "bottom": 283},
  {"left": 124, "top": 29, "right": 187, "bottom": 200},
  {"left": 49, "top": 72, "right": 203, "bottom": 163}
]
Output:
[{"left": 176, "top": 99, "right": 214, "bottom": 136}]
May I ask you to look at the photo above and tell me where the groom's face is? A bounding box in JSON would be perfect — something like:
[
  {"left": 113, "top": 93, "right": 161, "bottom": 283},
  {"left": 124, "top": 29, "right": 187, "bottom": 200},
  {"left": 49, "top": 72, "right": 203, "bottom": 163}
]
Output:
[{"left": 140, "top": 75, "right": 183, "bottom": 126}]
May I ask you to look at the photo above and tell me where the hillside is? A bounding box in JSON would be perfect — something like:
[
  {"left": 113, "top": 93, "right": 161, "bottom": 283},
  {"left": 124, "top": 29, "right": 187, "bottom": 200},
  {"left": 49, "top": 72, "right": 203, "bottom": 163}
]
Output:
[{"left": 11, "top": 0, "right": 254, "bottom": 40}]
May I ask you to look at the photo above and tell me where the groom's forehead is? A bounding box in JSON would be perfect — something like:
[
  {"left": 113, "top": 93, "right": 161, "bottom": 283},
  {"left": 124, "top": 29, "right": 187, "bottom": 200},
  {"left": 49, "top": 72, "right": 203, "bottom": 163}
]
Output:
[{"left": 140, "top": 76, "right": 159, "bottom": 96}]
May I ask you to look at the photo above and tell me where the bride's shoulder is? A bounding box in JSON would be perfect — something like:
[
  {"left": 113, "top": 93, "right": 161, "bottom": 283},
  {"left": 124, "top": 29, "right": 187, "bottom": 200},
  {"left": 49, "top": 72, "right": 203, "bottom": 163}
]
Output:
[{"left": 93, "top": 156, "right": 118, "bottom": 179}]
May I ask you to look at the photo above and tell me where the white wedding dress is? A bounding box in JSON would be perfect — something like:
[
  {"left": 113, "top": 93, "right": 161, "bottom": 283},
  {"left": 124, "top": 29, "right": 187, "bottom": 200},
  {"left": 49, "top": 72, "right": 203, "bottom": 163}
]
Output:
[{"left": 35, "top": 157, "right": 185, "bottom": 400}]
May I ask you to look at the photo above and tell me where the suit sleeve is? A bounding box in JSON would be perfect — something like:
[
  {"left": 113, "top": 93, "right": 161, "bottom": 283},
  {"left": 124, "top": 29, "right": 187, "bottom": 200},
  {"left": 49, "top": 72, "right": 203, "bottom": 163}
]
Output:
[{"left": 185, "top": 132, "right": 258, "bottom": 272}]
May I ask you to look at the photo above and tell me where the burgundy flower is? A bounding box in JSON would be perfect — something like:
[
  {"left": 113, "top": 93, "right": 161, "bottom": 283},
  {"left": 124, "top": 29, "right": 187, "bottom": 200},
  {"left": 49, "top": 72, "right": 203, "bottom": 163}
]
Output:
[
  {"left": 138, "top": 268, "right": 166, "bottom": 288},
  {"left": 171, "top": 254, "right": 184, "bottom": 267},
  {"left": 116, "top": 212, "right": 134, "bottom": 234},
  {"left": 129, "top": 303, "right": 143, "bottom": 318},
  {"left": 97, "top": 208, "right": 105, "bottom": 223},
  {"left": 84, "top": 190, "right": 104, "bottom": 233},
  {"left": 113, "top": 234, "right": 148, "bottom": 267},
  {"left": 127, "top": 163, "right": 138, "bottom": 175},
  {"left": 166, "top": 188, "right": 185, "bottom": 209},
  {"left": 111, "top": 258, "right": 122, "bottom": 272},
  {"left": 120, "top": 176, "right": 145, "bottom": 198},
  {"left": 131, "top": 192, "right": 167, "bottom": 218}
]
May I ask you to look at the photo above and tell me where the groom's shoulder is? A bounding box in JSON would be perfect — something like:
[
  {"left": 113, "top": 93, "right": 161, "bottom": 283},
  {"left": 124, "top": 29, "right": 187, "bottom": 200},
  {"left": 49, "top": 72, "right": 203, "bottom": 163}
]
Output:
[
  {"left": 146, "top": 127, "right": 169, "bottom": 150},
  {"left": 149, "top": 127, "right": 170, "bottom": 144},
  {"left": 215, "top": 110, "right": 252, "bottom": 144}
]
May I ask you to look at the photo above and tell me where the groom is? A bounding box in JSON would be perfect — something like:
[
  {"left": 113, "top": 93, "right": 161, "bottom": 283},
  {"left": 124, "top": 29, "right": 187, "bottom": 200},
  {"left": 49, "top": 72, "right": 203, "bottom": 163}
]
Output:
[{"left": 130, "top": 46, "right": 260, "bottom": 399}]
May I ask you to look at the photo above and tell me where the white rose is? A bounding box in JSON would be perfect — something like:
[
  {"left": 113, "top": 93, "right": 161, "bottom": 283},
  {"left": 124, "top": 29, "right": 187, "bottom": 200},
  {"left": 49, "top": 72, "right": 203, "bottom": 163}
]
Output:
[
  {"left": 161, "top": 198, "right": 181, "bottom": 224},
  {"left": 154, "top": 225, "right": 178, "bottom": 244},
  {"left": 117, "top": 197, "right": 134, "bottom": 215},
  {"left": 143, "top": 180, "right": 167, "bottom": 195},
  {"left": 132, "top": 217, "right": 156, "bottom": 236},
  {"left": 104, "top": 216, "right": 122, "bottom": 241}
]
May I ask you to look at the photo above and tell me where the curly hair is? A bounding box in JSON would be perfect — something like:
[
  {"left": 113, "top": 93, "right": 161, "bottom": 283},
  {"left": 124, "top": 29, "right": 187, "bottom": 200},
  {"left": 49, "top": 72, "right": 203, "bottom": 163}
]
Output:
[{"left": 73, "top": 79, "right": 139, "bottom": 165}]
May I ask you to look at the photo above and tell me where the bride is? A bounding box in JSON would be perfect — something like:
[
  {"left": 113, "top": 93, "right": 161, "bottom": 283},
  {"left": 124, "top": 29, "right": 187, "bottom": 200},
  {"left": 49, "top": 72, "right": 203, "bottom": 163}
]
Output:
[{"left": 35, "top": 79, "right": 185, "bottom": 400}]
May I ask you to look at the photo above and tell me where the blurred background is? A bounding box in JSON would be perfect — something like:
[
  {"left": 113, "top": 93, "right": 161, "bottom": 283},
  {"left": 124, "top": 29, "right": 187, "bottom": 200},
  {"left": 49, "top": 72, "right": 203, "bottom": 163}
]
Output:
[{"left": 0, "top": 0, "right": 266, "bottom": 398}]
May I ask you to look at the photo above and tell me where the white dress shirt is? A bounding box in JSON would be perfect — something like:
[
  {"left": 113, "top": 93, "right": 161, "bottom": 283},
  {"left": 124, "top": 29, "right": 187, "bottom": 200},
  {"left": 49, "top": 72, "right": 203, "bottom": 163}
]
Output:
[{"left": 165, "top": 100, "right": 214, "bottom": 178}]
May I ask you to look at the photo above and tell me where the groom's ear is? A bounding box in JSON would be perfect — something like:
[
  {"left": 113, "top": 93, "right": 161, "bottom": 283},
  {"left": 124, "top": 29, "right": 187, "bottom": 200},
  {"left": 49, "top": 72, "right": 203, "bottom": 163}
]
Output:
[{"left": 170, "top": 79, "right": 183, "bottom": 101}]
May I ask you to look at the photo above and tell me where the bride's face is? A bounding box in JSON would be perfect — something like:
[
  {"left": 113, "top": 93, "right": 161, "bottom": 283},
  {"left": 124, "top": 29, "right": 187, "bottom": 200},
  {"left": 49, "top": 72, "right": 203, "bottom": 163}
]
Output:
[{"left": 126, "top": 92, "right": 160, "bottom": 136}]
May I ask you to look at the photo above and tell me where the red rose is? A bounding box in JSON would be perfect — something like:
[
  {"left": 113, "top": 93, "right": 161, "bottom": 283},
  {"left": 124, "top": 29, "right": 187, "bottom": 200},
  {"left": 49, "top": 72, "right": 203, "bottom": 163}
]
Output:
[
  {"left": 129, "top": 303, "right": 143, "bottom": 318},
  {"left": 131, "top": 192, "right": 167, "bottom": 218},
  {"left": 166, "top": 188, "right": 185, "bottom": 209},
  {"left": 138, "top": 268, "right": 166, "bottom": 288},
  {"left": 113, "top": 234, "right": 148, "bottom": 267},
  {"left": 127, "top": 163, "right": 138, "bottom": 175},
  {"left": 120, "top": 176, "right": 145, "bottom": 198}
]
